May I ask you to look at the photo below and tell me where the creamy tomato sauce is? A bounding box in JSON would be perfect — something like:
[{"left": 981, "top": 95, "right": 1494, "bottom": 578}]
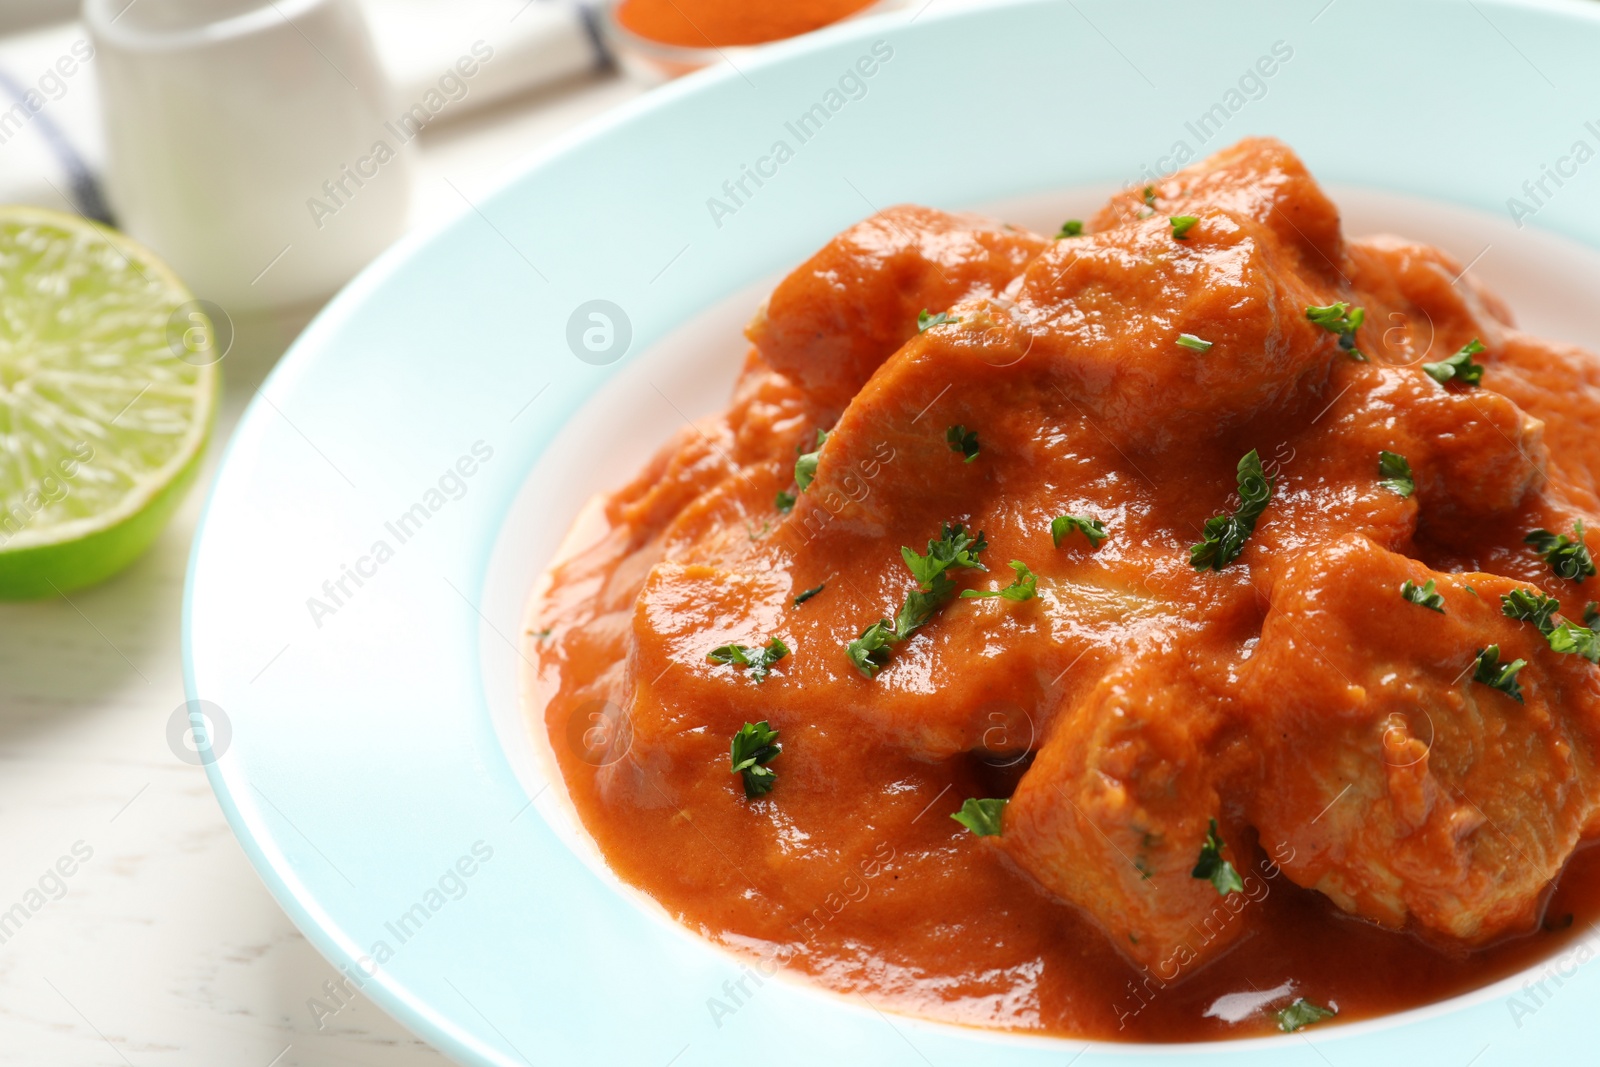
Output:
[{"left": 525, "top": 139, "right": 1600, "bottom": 1040}]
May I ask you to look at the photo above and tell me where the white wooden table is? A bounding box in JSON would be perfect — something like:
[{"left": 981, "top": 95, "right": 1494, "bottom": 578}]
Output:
[{"left": 0, "top": 67, "right": 643, "bottom": 1067}]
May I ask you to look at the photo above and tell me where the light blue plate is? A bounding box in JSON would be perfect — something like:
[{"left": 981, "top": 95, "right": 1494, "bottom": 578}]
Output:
[{"left": 185, "top": 0, "right": 1600, "bottom": 1061}]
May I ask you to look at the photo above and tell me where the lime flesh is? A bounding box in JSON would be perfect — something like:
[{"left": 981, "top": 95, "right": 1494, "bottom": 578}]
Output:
[{"left": 0, "top": 206, "right": 218, "bottom": 599}]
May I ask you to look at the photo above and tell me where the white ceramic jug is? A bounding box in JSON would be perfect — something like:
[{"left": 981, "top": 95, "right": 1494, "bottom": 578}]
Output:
[{"left": 84, "top": 0, "right": 411, "bottom": 309}]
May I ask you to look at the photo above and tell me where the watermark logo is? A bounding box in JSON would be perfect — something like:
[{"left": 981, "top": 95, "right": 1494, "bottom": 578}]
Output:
[
  {"left": 705, "top": 40, "right": 896, "bottom": 229},
  {"left": 305, "top": 440, "right": 495, "bottom": 629},
  {"left": 307, "top": 41, "right": 495, "bottom": 230},
  {"left": 166, "top": 699, "right": 231, "bottom": 765},
  {"left": 564, "top": 699, "right": 632, "bottom": 766},
  {"left": 165, "top": 299, "right": 233, "bottom": 366},
  {"left": 566, "top": 300, "right": 632, "bottom": 366}
]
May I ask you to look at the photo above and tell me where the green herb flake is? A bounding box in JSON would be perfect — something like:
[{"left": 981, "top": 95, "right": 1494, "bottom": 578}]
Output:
[
  {"left": 1378, "top": 450, "right": 1414, "bottom": 498},
  {"left": 1051, "top": 514, "right": 1108, "bottom": 549},
  {"left": 1502, "top": 588, "right": 1562, "bottom": 634},
  {"left": 1401, "top": 578, "right": 1446, "bottom": 613},
  {"left": 1305, "top": 301, "right": 1366, "bottom": 360},
  {"left": 1306, "top": 302, "right": 1365, "bottom": 334},
  {"left": 902, "top": 523, "right": 989, "bottom": 589},
  {"left": 729, "top": 720, "right": 782, "bottom": 798},
  {"left": 1190, "top": 818, "right": 1244, "bottom": 895},
  {"left": 845, "top": 619, "right": 896, "bottom": 679},
  {"left": 848, "top": 524, "right": 989, "bottom": 679},
  {"left": 1170, "top": 215, "right": 1199, "bottom": 240},
  {"left": 1056, "top": 219, "right": 1084, "bottom": 238},
  {"left": 1423, "top": 338, "right": 1486, "bottom": 387},
  {"left": 946, "top": 424, "right": 980, "bottom": 463},
  {"left": 775, "top": 490, "right": 796, "bottom": 514},
  {"left": 1526, "top": 522, "right": 1596, "bottom": 583},
  {"left": 1142, "top": 185, "right": 1156, "bottom": 207},
  {"left": 794, "top": 428, "right": 828, "bottom": 493},
  {"left": 793, "top": 583, "right": 825, "bottom": 606},
  {"left": 1586, "top": 602, "right": 1600, "bottom": 629},
  {"left": 707, "top": 637, "right": 790, "bottom": 683},
  {"left": 1176, "top": 332, "right": 1214, "bottom": 353},
  {"left": 1473, "top": 645, "right": 1528, "bottom": 704},
  {"left": 1190, "top": 450, "right": 1274, "bottom": 572},
  {"left": 1504, "top": 588, "right": 1600, "bottom": 663},
  {"left": 1548, "top": 621, "right": 1600, "bottom": 664},
  {"left": 951, "top": 797, "right": 1007, "bottom": 837},
  {"left": 917, "top": 308, "right": 959, "bottom": 333},
  {"left": 1276, "top": 998, "right": 1338, "bottom": 1033},
  {"left": 961, "top": 560, "right": 1038, "bottom": 601}
]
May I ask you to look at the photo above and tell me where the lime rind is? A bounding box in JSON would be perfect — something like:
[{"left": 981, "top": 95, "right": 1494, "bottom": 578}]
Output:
[{"left": 0, "top": 206, "right": 218, "bottom": 598}]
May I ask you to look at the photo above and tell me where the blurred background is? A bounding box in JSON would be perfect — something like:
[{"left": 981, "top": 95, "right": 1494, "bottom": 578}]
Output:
[{"left": 0, "top": 1, "right": 911, "bottom": 1062}]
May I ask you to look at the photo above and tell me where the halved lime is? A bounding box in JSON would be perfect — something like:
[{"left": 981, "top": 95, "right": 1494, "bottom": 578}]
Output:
[{"left": 0, "top": 206, "right": 218, "bottom": 599}]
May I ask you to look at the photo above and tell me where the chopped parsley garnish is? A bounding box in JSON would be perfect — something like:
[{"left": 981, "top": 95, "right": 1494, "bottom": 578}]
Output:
[
  {"left": 951, "top": 797, "right": 1006, "bottom": 837},
  {"left": 729, "top": 720, "right": 782, "bottom": 798},
  {"left": 1401, "top": 578, "right": 1445, "bottom": 613},
  {"left": 707, "top": 637, "right": 790, "bottom": 683},
  {"left": 1306, "top": 301, "right": 1364, "bottom": 334},
  {"left": 1473, "top": 645, "right": 1527, "bottom": 704},
  {"left": 1305, "top": 301, "right": 1366, "bottom": 360},
  {"left": 1170, "top": 215, "right": 1199, "bottom": 240},
  {"left": 1142, "top": 185, "right": 1156, "bottom": 207},
  {"left": 894, "top": 585, "right": 948, "bottom": 637},
  {"left": 1586, "top": 602, "right": 1600, "bottom": 629},
  {"left": 1190, "top": 449, "right": 1274, "bottom": 572},
  {"left": 1502, "top": 588, "right": 1561, "bottom": 634},
  {"left": 845, "top": 619, "right": 897, "bottom": 677},
  {"left": 1378, "top": 450, "right": 1414, "bottom": 498},
  {"left": 1503, "top": 588, "right": 1600, "bottom": 663},
  {"left": 1056, "top": 219, "right": 1083, "bottom": 238},
  {"left": 1276, "top": 998, "right": 1338, "bottom": 1033},
  {"left": 901, "top": 523, "right": 988, "bottom": 588},
  {"left": 895, "top": 524, "right": 987, "bottom": 634},
  {"left": 1191, "top": 818, "right": 1244, "bottom": 895},
  {"left": 1051, "top": 514, "right": 1108, "bottom": 548},
  {"left": 793, "top": 583, "right": 825, "bottom": 606},
  {"left": 1423, "top": 338, "right": 1486, "bottom": 387},
  {"left": 775, "top": 490, "right": 796, "bottom": 514},
  {"left": 1176, "top": 333, "right": 1214, "bottom": 353},
  {"left": 917, "top": 308, "right": 959, "bottom": 333},
  {"left": 961, "top": 560, "right": 1038, "bottom": 601},
  {"left": 946, "top": 424, "right": 980, "bottom": 462},
  {"left": 794, "top": 428, "right": 828, "bottom": 492},
  {"left": 847, "top": 524, "right": 989, "bottom": 678},
  {"left": 1549, "top": 621, "right": 1600, "bottom": 663},
  {"left": 1526, "top": 522, "right": 1595, "bottom": 583}
]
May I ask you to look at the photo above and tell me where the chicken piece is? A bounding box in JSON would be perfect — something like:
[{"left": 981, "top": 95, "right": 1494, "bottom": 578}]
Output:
[
  {"left": 1488, "top": 332, "right": 1600, "bottom": 508},
  {"left": 1014, "top": 141, "right": 1363, "bottom": 453},
  {"left": 1015, "top": 211, "right": 1336, "bottom": 451},
  {"left": 1003, "top": 641, "right": 1261, "bottom": 974},
  {"left": 746, "top": 205, "right": 1049, "bottom": 410},
  {"left": 1242, "top": 534, "right": 1600, "bottom": 943},
  {"left": 1345, "top": 235, "right": 1513, "bottom": 369},
  {"left": 1247, "top": 357, "right": 1547, "bottom": 579},
  {"left": 1093, "top": 136, "right": 1346, "bottom": 278}
]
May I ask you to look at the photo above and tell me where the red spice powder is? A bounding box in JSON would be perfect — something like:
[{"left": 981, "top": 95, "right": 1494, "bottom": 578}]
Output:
[{"left": 615, "top": 0, "right": 878, "bottom": 48}]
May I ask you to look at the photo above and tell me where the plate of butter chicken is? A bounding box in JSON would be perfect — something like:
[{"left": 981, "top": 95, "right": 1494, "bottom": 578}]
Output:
[
  {"left": 187, "top": 2, "right": 1600, "bottom": 1062},
  {"left": 526, "top": 138, "right": 1600, "bottom": 1041}
]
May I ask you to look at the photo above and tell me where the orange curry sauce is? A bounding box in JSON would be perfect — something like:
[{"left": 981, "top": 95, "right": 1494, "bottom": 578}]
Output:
[
  {"left": 526, "top": 139, "right": 1600, "bottom": 1040},
  {"left": 614, "top": 0, "right": 878, "bottom": 49}
]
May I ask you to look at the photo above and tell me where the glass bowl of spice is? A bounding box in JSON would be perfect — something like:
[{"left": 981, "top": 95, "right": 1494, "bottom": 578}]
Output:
[{"left": 602, "top": 0, "right": 905, "bottom": 81}]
